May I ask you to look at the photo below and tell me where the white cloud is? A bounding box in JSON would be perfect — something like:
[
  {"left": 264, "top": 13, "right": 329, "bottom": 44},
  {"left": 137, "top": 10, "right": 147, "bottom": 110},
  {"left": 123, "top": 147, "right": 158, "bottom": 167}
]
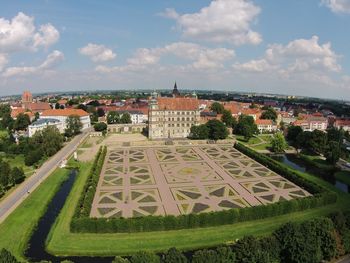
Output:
[
  {"left": 321, "top": 0, "right": 350, "bottom": 14},
  {"left": 234, "top": 36, "right": 341, "bottom": 74},
  {"left": 0, "top": 12, "right": 59, "bottom": 53},
  {"left": 79, "top": 43, "right": 116, "bottom": 62},
  {"left": 162, "top": 0, "right": 261, "bottom": 45},
  {"left": 2, "top": 50, "right": 64, "bottom": 77},
  {"left": 96, "top": 42, "right": 235, "bottom": 73},
  {"left": 33, "top": 24, "right": 60, "bottom": 49},
  {"left": 0, "top": 54, "right": 8, "bottom": 71}
]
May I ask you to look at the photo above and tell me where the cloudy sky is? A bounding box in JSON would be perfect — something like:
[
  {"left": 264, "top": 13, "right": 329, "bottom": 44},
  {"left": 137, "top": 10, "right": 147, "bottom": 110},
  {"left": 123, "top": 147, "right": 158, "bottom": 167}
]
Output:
[{"left": 0, "top": 0, "right": 350, "bottom": 99}]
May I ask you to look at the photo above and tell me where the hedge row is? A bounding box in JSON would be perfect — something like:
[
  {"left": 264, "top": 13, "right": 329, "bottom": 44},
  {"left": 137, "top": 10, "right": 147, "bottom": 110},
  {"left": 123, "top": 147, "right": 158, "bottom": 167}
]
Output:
[
  {"left": 73, "top": 146, "right": 107, "bottom": 218},
  {"left": 70, "top": 143, "right": 337, "bottom": 233},
  {"left": 234, "top": 143, "right": 333, "bottom": 195}
]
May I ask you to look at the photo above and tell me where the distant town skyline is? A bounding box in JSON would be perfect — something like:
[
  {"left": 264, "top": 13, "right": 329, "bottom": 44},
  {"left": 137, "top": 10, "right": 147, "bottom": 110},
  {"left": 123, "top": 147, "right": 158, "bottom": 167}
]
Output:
[{"left": 0, "top": 0, "right": 350, "bottom": 99}]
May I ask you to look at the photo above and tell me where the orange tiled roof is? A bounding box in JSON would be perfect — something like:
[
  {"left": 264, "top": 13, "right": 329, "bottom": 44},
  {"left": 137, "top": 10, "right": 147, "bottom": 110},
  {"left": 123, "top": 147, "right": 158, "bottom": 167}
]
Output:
[
  {"left": 256, "top": 119, "right": 274, "bottom": 125},
  {"left": 335, "top": 119, "right": 350, "bottom": 126},
  {"left": 58, "top": 99, "right": 67, "bottom": 104},
  {"left": 156, "top": 97, "right": 199, "bottom": 111},
  {"left": 24, "top": 102, "right": 51, "bottom": 112},
  {"left": 11, "top": 108, "right": 34, "bottom": 119},
  {"left": 41, "top": 109, "right": 89, "bottom": 117}
]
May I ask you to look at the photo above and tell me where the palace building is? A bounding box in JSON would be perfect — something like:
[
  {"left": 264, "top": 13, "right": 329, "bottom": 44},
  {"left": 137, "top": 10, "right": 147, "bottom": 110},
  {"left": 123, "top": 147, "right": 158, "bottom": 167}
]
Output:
[{"left": 148, "top": 86, "right": 201, "bottom": 139}]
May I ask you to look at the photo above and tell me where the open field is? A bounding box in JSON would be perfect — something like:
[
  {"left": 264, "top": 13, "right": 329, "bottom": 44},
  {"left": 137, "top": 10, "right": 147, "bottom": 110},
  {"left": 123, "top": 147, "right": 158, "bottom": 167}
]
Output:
[
  {"left": 0, "top": 168, "right": 69, "bottom": 260},
  {"left": 91, "top": 145, "right": 310, "bottom": 218},
  {"left": 46, "top": 142, "right": 350, "bottom": 257},
  {"left": 235, "top": 135, "right": 272, "bottom": 151}
]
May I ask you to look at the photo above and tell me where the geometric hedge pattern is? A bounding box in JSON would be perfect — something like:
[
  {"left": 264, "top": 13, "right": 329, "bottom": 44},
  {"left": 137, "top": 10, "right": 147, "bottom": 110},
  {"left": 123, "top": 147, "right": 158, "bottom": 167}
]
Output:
[{"left": 90, "top": 145, "right": 310, "bottom": 218}]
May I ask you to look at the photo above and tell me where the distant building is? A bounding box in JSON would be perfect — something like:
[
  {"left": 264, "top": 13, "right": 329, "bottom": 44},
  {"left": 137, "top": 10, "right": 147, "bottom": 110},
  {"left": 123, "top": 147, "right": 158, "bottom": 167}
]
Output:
[
  {"left": 28, "top": 118, "right": 64, "bottom": 137},
  {"left": 22, "top": 91, "right": 33, "bottom": 103},
  {"left": 23, "top": 102, "right": 51, "bottom": 113},
  {"left": 292, "top": 114, "right": 328, "bottom": 131},
  {"left": 41, "top": 109, "right": 91, "bottom": 130},
  {"left": 172, "top": 81, "right": 181, "bottom": 98},
  {"left": 148, "top": 95, "right": 201, "bottom": 139},
  {"left": 334, "top": 119, "right": 350, "bottom": 131},
  {"left": 256, "top": 119, "right": 278, "bottom": 133}
]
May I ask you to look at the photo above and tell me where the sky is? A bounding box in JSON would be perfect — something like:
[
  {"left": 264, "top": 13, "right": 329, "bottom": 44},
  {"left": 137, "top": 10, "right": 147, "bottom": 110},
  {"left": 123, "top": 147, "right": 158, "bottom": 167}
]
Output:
[{"left": 0, "top": 0, "right": 350, "bottom": 100}]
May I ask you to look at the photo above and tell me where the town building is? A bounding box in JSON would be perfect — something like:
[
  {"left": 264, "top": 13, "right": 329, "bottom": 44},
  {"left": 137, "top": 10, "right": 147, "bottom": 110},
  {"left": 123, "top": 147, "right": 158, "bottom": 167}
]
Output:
[
  {"left": 22, "top": 91, "right": 33, "bottom": 103},
  {"left": 40, "top": 109, "right": 91, "bottom": 130},
  {"left": 334, "top": 119, "right": 350, "bottom": 131},
  {"left": 292, "top": 114, "right": 328, "bottom": 131},
  {"left": 172, "top": 82, "right": 180, "bottom": 98},
  {"left": 256, "top": 119, "right": 278, "bottom": 133},
  {"left": 28, "top": 118, "right": 64, "bottom": 137},
  {"left": 115, "top": 110, "right": 147, "bottom": 124},
  {"left": 148, "top": 94, "right": 201, "bottom": 139}
]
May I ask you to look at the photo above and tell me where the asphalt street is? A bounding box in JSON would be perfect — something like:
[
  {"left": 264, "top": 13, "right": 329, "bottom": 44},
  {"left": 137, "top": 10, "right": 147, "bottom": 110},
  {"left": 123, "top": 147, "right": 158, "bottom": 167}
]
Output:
[{"left": 0, "top": 131, "right": 89, "bottom": 223}]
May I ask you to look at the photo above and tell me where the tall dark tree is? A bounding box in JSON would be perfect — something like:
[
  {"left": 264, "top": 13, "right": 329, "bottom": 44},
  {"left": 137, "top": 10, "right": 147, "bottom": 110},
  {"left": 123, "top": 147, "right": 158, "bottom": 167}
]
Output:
[
  {"left": 65, "top": 115, "right": 83, "bottom": 137},
  {"left": 130, "top": 251, "right": 160, "bottom": 263},
  {"left": 162, "top": 247, "right": 187, "bottom": 263},
  {"left": 234, "top": 115, "right": 258, "bottom": 140},
  {"left": 192, "top": 249, "right": 218, "bottom": 263},
  {"left": 14, "top": 113, "right": 31, "bottom": 131},
  {"left": 206, "top": 119, "right": 229, "bottom": 140},
  {"left": 286, "top": 125, "right": 303, "bottom": 143},
  {"left": 0, "top": 249, "right": 19, "bottom": 263},
  {"left": 261, "top": 107, "right": 277, "bottom": 121},
  {"left": 120, "top": 112, "right": 132, "bottom": 124},
  {"left": 189, "top": 125, "right": 209, "bottom": 140},
  {"left": 325, "top": 141, "right": 341, "bottom": 164},
  {"left": 210, "top": 102, "right": 225, "bottom": 114},
  {"left": 221, "top": 110, "right": 235, "bottom": 127}
]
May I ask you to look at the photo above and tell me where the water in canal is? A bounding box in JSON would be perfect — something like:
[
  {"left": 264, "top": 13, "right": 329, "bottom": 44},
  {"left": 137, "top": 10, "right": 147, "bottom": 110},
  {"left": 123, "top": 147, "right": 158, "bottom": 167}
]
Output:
[
  {"left": 25, "top": 170, "right": 113, "bottom": 263},
  {"left": 271, "top": 154, "right": 349, "bottom": 193}
]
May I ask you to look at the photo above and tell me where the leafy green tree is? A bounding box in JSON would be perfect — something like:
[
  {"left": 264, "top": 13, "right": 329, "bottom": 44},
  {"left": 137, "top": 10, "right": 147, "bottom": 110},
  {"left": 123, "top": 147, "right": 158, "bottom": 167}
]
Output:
[
  {"left": 120, "top": 112, "right": 132, "bottom": 124},
  {"left": 287, "top": 126, "right": 303, "bottom": 143},
  {"left": 216, "top": 246, "right": 236, "bottom": 263},
  {"left": 14, "top": 113, "right": 31, "bottom": 131},
  {"left": 0, "top": 113, "right": 14, "bottom": 130},
  {"left": 261, "top": 107, "right": 277, "bottom": 121},
  {"left": 271, "top": 132, "right": 288, "bottom": 153},
  {"left": 189, "top": 125, "right": 209, "bottom": 139},
  {"left": 112, "top": 256, "right": 130, "bottom": 263},
  {"left": 0, "top": 104, "right": 11, "bottom": 118},
  {"left": 210, "top": 102, "right": 225, "bottom": 114},
  {"left": 233, "top": 236, "right": 270, "bottom": 263},
  {"left": 107, "top": 111, "right": 120, "bottom": 124},
  {"left": 94, "top": 122, "right": 107, "bottom": 132},
  {"left": 162, "top": 247, "right": 187, "bottom": 263},
  {"left": 206, "top": 119, "right": 228, "bottom": 140},
  {"left": 327, "top": 127, "right": 344, "bottom": 143},
  {"left": 192, "top": 249, "right": 218, "bottom": 263},
  {"left": 221, "top": 110, "right": 235, "bottom": 127},
  {"left": 55, "top": 102, "right": 60, "bottom": 109},
  {"left": 65, "top": 115, "right": 83, "bottom": 137},
  {"left": 25, "top": 148, "right": 43, "bottom": 166},
  {"left": 310, "top": 130, "right": 328, "bottom": 154},
  {"left": 34, "top": 112, "right": 40, "bottom": 121},
  {"left": 9, "top": 167, "right": 25, "bottom": 185},
  {"left": 130, "top": 251, "right": 160, "bottom": 263},
  {"left": 234, "top": 115, "right": 258, "bottom": 140},
  {"left": 0, "top": 160, "right": 11, "bottom": 187},
  {"left": 0, "top": 248, "right": 19, "bottom": 263},
  {"left": 325, "top": 141, "right": 341, "bottom": 164},
  {"left": 32, "top": 126, "right": 63, "bottom": 157},
  {"left": 97, "top": 108, "right": 105, "bottom": 117}
]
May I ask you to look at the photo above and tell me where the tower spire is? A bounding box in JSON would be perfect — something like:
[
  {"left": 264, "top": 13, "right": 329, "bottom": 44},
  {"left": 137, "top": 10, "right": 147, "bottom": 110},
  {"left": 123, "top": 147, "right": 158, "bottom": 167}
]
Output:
[{"left": 172, "top": 81, "right": 180, "bottom": 97}]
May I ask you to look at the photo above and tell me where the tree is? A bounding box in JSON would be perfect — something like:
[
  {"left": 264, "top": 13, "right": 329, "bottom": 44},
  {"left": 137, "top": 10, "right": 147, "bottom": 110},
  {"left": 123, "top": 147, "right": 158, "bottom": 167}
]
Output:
[
  {"left": 120, "top": 112, "right": 132, "bottom": 124},
  {"left": 14, "top": 113, "right": 31, "bottom": 131},
  {"left": 325, "top": 141, "right": 341, "bottom": 164},
  {"left": 189, "top": 125, "right": 209, "bottom": 139},
  {"left": 287, "top": 125, "right": 303, "bottom": 143},
  {"left": 310, "top": 130, "right": 327, "bottom": 154},
  {"left": 38, "top": 126, "right": 63, "bottom": 156},
  {"left": 55, "top": 102, "right": 60, "bottom": 109},
  {"left": 327, "top": 127, "right": 344, "bottom": 143},
  {"left": 206, "top": 119, "right": 229, "bottom": 140},
  {"left": 94, "top": 122, "right": 107, "bottom": 132},
  {"left": 210, "top": 102, "right": 225, "bottom": 114},
  {"left": 162, "top": 247, "right": 187, "bottom": 263},
  {"left": 0, "top": 160, "right": 11, "bottom": 187},
  {"left": 65, "top": 115, "right": 83, "bottom": 137},
  {"left": 97, "top": 108, "right": 105, "bottom": 117},
  {"left": 192, "top": 249, "right": 218, "bottom": 263},
  {"left": 112, "top": 256, "right": 130, "bottom": 263},
  {"left": 234, "top": 115, "right": 258, "bottom": 141},
  {"left": 271, "top": 132, "right": 288, "bottom": 153},
  {"left": 0, "top": 249, "right": 19, "bottom": 263},
  {"left": 9, "top": 167, "right": 25, "bottom": 185},
  {"left": 261, "top": 107, "right": 277, "bottom": 121},
  {"left": 0, "top": 104, "right": 11, "bottom": 118},
  {"left": 107, "top": 111, "right": 120, "bottom": 124},
  {"left": 1, "top": 113, "right": 14, "bottom": 130},
  {"left": 216, "top": 246, "right": 236, "bottom": 263},
  {"left": 130, "top": 251, "right": 160, "bottom": 263},
  {"left": 233, "top": 236, "right": 270, "bottom": 263},
  {"left": 221, "top": 110, "right": 235, "bottom": 127},
  {"left": 76, "top": 104, "right": 88, "bottom": 111},
  {"left": 34, "top": 112, "right": 40, "bottom": 121},
  {"left": 25, "top": 148, "right": 43, "bottom": 166}
]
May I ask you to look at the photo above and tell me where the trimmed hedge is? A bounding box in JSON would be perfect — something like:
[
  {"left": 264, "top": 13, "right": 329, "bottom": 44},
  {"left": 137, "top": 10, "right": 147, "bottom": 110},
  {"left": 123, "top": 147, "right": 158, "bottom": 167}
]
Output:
[{"left": 70, "top": 144, "right": 337, "bottom": 233}]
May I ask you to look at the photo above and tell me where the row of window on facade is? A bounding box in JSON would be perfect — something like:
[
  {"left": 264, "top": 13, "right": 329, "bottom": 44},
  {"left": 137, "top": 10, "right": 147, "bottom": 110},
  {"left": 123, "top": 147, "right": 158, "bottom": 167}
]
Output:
[{"left": 152, "top": 111, "right": 197, "bottom": 115}]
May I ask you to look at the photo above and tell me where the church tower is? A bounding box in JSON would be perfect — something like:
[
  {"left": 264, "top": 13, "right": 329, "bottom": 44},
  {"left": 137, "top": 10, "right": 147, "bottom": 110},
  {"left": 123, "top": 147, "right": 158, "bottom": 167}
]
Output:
[{"left": 172, "top": 81, "right": 180, "bottom": 98}]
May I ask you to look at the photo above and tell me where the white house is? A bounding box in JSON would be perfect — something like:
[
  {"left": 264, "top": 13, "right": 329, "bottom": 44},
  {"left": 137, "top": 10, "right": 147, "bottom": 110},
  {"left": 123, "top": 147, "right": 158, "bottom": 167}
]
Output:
[
  {"left": 28, "top": 118, "right": 64, "bottom": 137},
  {"left": 40, "top": 109, "right": 91, "bottom": 130}
]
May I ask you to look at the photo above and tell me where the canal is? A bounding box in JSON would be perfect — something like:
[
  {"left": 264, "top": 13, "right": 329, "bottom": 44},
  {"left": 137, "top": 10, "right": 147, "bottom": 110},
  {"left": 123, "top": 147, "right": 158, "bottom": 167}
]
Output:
[{"left": 271, "top": 154, "right": 349, "bottom": 193}]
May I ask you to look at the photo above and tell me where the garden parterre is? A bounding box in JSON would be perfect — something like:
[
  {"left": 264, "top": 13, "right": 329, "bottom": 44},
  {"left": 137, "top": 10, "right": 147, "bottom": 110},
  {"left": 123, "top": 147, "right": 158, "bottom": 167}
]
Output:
[{"left": 90, "top": 144, "right": 310, "bottom": 218}]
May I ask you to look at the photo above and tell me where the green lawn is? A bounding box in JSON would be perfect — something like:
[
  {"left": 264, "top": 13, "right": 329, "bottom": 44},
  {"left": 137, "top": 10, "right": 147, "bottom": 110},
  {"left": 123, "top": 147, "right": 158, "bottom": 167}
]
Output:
[
  {"left": 235, "top": 135, "right": 272, "bottom": 151},
  {"left": 335, "top": 171, "right": 350, "bottom": 186},
  {"left": 46, "top": 159, "right": 350, "bottom": 257},
  {"left": 0, "top": 168, "right": 70, "bottom": 261},
  {"left": 299, "top": 153, "right": 334, "bottom": 171},
  {"left": 3, "top": 154, "right": 35, "bottom": 176}
]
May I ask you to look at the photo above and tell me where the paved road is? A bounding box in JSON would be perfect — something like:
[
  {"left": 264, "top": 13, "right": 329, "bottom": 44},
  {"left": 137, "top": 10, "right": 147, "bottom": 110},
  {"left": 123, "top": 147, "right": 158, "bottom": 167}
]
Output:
[{"left": 0, "top": 131, "right": 90, "bottom": 223}]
